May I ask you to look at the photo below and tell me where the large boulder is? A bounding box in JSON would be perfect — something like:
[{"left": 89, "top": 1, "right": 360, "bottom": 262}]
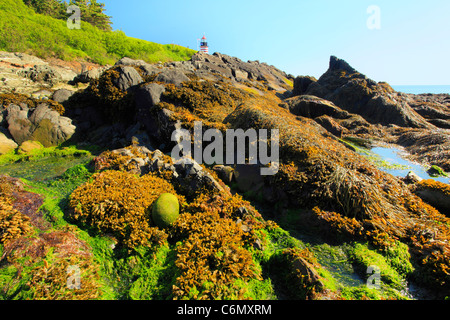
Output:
[
  {"left": 154, "top": 69, "right": 189, "bottom": 87},
  {"left": 52, "top": 89, "right": 75, "bottom": 104},
  {"left": 314, "top": 115, "right": 348, "bottom": 138},
  {"left": 73, "top": 66, "right": 109, "bottom": 83},
  {"left": 5, "top": 104, "right": 34, "bottom": 144},
  {"left": 135, "top": 83, "right": 166, "bottom": 108},
  {"left": 115, "top": 57, "right": 160, "bottom": 77},
  {"left": 234, "top": 164, "right": 265, "bottom": 193},
  {"left": 18, "top": 140, "right": 43, "bottom": 154},
  {"left": 112, "top": 66, "right": 143, "bottom": 91},
  {"left": 5, "top": 103, "right": 76, "bottom": 147},
  {"left": 0, "top": 132, "right": 17, "bottom": 154}
]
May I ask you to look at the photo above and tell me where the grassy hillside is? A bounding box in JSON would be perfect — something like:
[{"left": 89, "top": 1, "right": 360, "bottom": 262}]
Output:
[{"left": 0, "top": 0, "right": 196, "bottom": 65}]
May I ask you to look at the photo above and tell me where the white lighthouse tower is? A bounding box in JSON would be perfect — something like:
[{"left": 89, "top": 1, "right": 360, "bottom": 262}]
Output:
[{"left": 199, "top": 35, "right": 209, "bottom": 54}]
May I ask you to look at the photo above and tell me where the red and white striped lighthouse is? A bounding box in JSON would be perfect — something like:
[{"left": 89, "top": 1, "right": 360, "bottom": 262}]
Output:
[{"left": 200, "top": 35, "right": 209, "bottom": 54}]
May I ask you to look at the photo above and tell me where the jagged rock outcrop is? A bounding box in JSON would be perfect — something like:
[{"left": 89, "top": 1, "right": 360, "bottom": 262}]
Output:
[
  {"left": 295, "top": 56, "right": 433, "bottom": 129},
  {"left": 406, "top": 93, "right": 450, "bottom": 129},
  {"left": 190, "top": 52, "right": 293, "bottom": 91}
]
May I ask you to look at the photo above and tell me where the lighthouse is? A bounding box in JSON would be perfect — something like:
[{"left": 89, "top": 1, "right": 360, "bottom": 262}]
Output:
[{"left": 200, "top": 35, "right": 209, "bottom": 54}]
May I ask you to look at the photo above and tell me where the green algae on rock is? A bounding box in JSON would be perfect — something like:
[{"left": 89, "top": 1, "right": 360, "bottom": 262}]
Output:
[{"left": 151, "top": 193, "right": 180, "bottom": 229}]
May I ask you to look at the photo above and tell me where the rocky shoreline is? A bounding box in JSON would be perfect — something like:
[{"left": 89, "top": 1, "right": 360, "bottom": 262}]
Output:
[{"left": 1, "top": 50, "right": 450, "bottom": 300}]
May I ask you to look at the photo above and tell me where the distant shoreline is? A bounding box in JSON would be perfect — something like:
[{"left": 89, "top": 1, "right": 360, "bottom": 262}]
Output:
[{"left": 392, "top": 85, "right": 450, "bottom": 95}]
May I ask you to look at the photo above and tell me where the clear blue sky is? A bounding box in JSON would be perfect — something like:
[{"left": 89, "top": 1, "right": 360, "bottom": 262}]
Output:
[{"left": 102, "top": 0, "right": 450, "bottom": 85}]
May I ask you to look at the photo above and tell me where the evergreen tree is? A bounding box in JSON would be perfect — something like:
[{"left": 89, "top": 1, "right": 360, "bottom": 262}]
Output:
[
  {"left": 24, "top": 0, "right": 112, "bottom": 31},
  {"left": 69, "top": 0, "right": 112, "bottom": 31},
  {"left": 24, "top": 0, "right": 65, "bottom": 17},
  {"left": 86, "top": 0, "right": 112, "bottom": 31}
]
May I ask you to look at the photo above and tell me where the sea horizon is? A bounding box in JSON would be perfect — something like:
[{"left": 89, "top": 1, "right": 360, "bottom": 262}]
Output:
[{"left": 392, "top": 85, "right": 450, "bottom": 95}]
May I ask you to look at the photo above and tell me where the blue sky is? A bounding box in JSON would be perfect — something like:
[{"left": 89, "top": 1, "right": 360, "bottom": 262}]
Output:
[{"left": 102, "top": 0, "right": 450, "bottom": 85}]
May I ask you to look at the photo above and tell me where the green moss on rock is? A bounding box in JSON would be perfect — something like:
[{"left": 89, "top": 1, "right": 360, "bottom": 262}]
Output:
[{"left": 151, "top": 193, "right": 180, "bottom": 229}]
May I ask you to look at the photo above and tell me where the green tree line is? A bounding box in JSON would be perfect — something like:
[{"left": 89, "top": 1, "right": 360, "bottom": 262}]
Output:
[{"left": 23, "top": 0, "right": 112, "bottom": 31}]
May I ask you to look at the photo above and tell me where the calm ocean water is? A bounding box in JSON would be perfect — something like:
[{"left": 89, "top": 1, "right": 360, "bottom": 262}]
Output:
[{"left": 392, "top": 85, "right": 450, "bottom": 95}]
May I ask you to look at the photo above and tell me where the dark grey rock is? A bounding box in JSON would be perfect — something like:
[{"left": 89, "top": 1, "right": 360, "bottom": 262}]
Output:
[
  {"left": 285, "top": 95, "right": 350, "bottom": 120},
  {"left": 213, "top": 165, "right": 235, "bottom": 184},
  {"left": 115, "top": 57, "right": 160, "bottom": 77},
  {"left": 112, "top": 66, "right": 143, "bottom": 91},
  {"left": 135, "top": 83, "right": 166, "bottom": 108},
  {"left": 329, "top": 55, "right": 359, "bottom": 74},
  {"left": 6, "top": 104, "right": 33, "bottom": 144},
  {"left": 293, "top": 76, "right": 317, "bottom": 96},
  {"left": 73, "top": 66, "right": 109, "bottom": 83},
  {"left": 154, "top": 69, "right": 189, "bottom": 87},
  {"left": 234, "top": 164, "right": 264, "bottom": 193},
  {"left": 52, "top": 89, "right": 75, "bottom": 103}
]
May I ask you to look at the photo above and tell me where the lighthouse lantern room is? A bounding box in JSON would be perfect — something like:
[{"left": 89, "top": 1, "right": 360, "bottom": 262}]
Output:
[{"left": 200, "top": 35, "right": 209, "bottom": 54}]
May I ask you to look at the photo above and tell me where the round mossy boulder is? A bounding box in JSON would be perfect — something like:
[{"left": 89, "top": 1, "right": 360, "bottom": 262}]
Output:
[{"left": 151, "top": 193, "right": 180, "bottom": 228}]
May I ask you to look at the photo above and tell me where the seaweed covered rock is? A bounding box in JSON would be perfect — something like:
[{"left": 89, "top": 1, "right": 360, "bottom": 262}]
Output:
[
  {"left": 0, "top": 199, "right": 34, "bottom": 245},
  {"left": 269, "top": 248, "right": 328, "bottom": 300},
  {"left": 394, "top": 129, "right": 450, "bottom": 172},
  {"left": 82, "top": 66, "right": 139, "bottom": 124},
  {"left": 413, "top": 179, "right": 450, "bottom": 214},
  {"left": 285, "top": 95, "right": 350, "bottom": 120},
  {"left": 151, "top": 193, "right": 180, "bottom": 229},
  {"left": 93, "top": 146, "right": 227, "bottom": 198},
  {"left": 69, "top": 170, "right": 185, "bottom": 249},
  {"left": 170, "top": 193, "right": 264, "bottom": 300},
  {"left": 0, "top": 175, "right": 45, "bottom": 244},
  {"left": 1, "top": 229, "right": 102, "bottom": 300},
  {"left": 225, "top": 94, "right": 450, "bottom": 293}
]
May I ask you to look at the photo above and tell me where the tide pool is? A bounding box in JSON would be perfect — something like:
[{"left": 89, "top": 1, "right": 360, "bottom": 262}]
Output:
[{"left": 358, "top": 146, "right": 450, "bottom": 184}]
